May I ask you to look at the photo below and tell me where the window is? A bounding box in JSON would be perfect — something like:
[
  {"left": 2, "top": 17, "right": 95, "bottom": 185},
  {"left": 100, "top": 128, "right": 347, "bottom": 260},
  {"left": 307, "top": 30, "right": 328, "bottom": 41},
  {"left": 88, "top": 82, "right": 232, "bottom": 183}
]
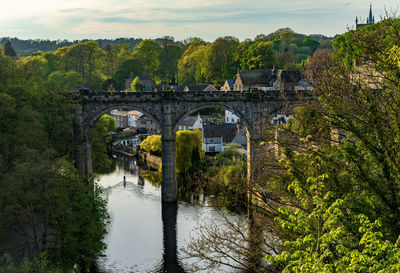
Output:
[{"left": 209, "top": 146, "right": 215, "bottom": 152}]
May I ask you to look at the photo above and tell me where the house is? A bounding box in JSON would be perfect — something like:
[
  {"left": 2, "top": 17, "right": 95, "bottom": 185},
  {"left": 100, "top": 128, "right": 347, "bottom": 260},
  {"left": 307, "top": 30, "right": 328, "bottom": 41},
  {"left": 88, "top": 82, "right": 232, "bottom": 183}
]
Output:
[
  {"left": 220, "top": 80, "right": 234, "bottom": 92},
  {"left": 125, "top": 73, "right": 157, "bottom": 91},
  {"left": 127, "top": 110, "right": 142, "bottom": 127},
  {"left": 233, "top": 69, "right": 303, "bottom": 92},
  {"left": 225, "top": 110, "right": 240, "bottom": 124},
  {"left": 274, "top": 70, "right": 302, "bottom": 90},
  {"left": 177, "top": 114, "right": 203, "bottom": 131},
  {"left": 113, "top": 136, "right": 141, "bottom": 148},
  {"left": 184, "top": 84, "right": 218, "bottom": 92},
  {"left": 110, "top": 110, "right": 129, "bottom": 128},
  {"left": 202, "top": 124, "right": 238, "bottom": 153},
  {"left": 137, "top": 114, "right": 160, "bottom": 134},
  {"left": 233, "top": 70, "right": 276, "bottom": 92}
]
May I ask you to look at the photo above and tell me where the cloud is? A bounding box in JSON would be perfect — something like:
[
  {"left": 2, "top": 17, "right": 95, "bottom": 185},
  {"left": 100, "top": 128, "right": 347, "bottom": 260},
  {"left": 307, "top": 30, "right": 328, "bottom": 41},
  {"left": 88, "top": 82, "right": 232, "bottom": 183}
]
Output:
[{"left": 0, "top": 0, "right": 397, "bottom": 40}]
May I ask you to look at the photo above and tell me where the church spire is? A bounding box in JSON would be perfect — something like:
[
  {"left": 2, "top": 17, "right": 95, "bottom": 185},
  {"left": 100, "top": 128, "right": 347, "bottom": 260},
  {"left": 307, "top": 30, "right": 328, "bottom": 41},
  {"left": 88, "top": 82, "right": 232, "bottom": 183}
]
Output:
[{"left": 368, "top": 4, "right": 373, "bottom": 24}]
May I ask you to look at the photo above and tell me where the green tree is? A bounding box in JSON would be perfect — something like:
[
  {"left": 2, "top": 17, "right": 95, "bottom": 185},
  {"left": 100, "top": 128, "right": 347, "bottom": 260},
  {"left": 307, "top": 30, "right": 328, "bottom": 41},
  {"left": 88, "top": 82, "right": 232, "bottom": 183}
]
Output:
[
  {"left": 4, "top": 40, "right": 17, "bottom": 58},
  {"left": 114, "top": 56, "right": 144, "bottom": 89},
  {"left": 92, "top": 114, "right": 116, "bottom": 174},
  {"left": 177, "top": 38, "right": 208, "bottom": 85},
  {"left": 140, "top": 135, "right": 162, "bottom": 154},
  {"left": 241, "top": 41, "right": 276, "bottom": 70},
  {"left": 176, "top": 129, "right": 202, "bottom": 174},
  {"left": 201, "top": 36, "right": 239, "bottom": 84},
  {"left": 130, "top": 76, "right": 142, "bottom": 92},
  {"left": 133, "top": 39, "right": 161, "bottom": 78}
]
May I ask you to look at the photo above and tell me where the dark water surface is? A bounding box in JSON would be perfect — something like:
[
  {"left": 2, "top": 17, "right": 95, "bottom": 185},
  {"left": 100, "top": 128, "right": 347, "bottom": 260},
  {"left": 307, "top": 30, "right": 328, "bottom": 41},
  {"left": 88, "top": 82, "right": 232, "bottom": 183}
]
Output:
[{"left": 96, "top": 158, "right": 232, "bottom": 273}]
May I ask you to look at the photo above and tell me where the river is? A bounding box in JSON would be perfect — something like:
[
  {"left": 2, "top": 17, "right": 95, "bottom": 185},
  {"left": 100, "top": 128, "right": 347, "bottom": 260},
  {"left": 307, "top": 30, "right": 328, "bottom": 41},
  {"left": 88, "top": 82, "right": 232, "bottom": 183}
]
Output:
[{"left": 95, "top": 157, "right": 235, "bottom": 273}]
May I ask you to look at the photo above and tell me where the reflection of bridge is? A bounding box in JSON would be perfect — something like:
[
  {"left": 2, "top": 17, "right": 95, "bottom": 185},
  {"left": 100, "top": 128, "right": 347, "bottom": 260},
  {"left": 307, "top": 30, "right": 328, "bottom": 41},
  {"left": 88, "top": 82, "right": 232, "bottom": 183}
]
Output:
[{"left": 74, "top": 90, "right": 299, "bottom": 202}]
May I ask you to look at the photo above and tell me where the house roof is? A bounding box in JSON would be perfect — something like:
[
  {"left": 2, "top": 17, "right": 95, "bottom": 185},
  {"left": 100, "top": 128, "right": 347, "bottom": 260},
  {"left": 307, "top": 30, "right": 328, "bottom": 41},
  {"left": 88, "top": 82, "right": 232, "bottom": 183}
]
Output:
[
  {"left": 172, "top": 85, "right": 185, "bottom": 92},
  {"left": 277, "top": 70, "right": 302, "bottom": 83},
  {"left": 178, "top": 116, "right": 201, "bottom": 127},
  {"left": 111, "top": 110, "right": 129, "bottom": 117},
  {"left": 238, "top": 70, "right": 273, "bottom": 85},
  {"left": 225, "top": 79, "right": 234, "bottom": 89},
  {"left": 203, "top": 124, "right": 238, "bottom": 143},
  {"left": 185, "top": 84, "right": 217, "bottom": 92},
  {"left": 127, "top": 110, "right": 142, "bottom": 116},
  {"left": 231, "top": 133, "right": 247, "bottom": 146}
]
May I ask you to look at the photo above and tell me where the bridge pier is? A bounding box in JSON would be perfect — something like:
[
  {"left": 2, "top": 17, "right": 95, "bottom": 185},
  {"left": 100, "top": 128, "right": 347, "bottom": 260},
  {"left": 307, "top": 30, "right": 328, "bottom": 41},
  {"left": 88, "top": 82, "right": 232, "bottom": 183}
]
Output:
[
  {"left": 161, "top": 104, "right": 177, "bottom": 203},
  {"left": 73, "top": 106, "right": 93, "bottom": 181}
]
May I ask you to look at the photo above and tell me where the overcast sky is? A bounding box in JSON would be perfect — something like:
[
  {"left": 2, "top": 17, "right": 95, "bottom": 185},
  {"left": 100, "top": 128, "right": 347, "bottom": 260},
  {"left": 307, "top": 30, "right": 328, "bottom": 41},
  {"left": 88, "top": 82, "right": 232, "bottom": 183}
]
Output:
[{"left": 0, "top": 1, "right": 398, "bottom": 41}]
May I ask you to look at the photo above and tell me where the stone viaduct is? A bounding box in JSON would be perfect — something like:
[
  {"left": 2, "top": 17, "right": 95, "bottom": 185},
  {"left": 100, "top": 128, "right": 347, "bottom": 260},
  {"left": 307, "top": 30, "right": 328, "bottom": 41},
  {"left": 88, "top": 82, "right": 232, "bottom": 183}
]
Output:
[{"left": 73, "top": 90, "right": 300, "bottom": 202}]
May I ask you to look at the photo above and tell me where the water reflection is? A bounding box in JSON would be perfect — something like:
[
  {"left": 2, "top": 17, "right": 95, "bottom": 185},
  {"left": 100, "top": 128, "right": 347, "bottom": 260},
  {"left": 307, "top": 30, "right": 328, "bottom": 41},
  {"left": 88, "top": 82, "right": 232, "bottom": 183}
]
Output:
[
  {"left": 155, "top": 202, "right": 185, "bottom": 273},
  {"left": 97, "top": 156, "right": 237, "bottom": 273},
  {"left": 96, "top": 157, "right": 188, "bottom": 272}
]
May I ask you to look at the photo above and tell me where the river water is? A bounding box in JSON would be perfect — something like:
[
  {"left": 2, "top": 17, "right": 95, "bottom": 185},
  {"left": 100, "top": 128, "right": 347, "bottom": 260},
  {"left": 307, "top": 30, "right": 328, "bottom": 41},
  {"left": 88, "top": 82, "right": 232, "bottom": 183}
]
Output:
[{"left": 95, "top": 158, "right": 234, "bottom": 273}]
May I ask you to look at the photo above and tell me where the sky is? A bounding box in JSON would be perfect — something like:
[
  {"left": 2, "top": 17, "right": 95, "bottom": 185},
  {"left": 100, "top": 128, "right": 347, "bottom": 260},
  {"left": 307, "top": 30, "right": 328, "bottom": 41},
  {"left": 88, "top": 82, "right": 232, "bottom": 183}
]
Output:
[{"left": 0, "top": 0, "right": 398, "bottom": 41}]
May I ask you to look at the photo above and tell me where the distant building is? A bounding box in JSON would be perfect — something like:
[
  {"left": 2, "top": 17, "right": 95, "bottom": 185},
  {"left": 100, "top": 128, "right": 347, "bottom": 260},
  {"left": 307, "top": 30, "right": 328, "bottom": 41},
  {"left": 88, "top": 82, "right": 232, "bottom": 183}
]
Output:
[
  {"left": 110, "top": 110, "right": 129, "bottom": 128},
  {"left": 202, "top": 124, "right": 238, "bottom": 153},
  {"left": 184, "top": 84, "right": 218, "bottom": 92},
  {"left": 127, "top": 110, "right": 142, "bottom": 127},
  {"left": 225, "top": 110, "right": 240, "bottom": 124},
  {"left": 177, "top": 114, "right": 203, "bottom": 131},
  {"left": 220, "top": 80, "right": 234, "bottom": 92},
  {"left": 356, "top": 4, "right": 374, "bottom": 29},
  {"left": 125, "top": 73, "right": 157, "bottom": 91},
  {"left": 233, "top": 69, "right": 303, "bottom": 92},
  {"left": 137, "top": 114, "right": 160, "bottom": 134}
]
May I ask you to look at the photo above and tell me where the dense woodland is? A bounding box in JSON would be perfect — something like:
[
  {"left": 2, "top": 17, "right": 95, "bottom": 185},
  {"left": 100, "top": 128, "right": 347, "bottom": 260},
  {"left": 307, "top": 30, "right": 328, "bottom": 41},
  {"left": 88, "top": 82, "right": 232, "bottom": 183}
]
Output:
[
  {"left": 2, "top": 19, "right": 400, "bottom": 272},
  {"left": 0, "top": 42, "right": 108, "bottom": 271},
  {"left": 1, "top": 29, "right": 333, "bottom": 92}
]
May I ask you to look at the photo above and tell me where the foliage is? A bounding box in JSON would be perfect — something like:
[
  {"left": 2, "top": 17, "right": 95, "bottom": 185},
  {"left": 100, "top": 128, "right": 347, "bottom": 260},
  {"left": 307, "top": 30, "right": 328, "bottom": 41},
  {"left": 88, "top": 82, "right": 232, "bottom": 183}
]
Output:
[
  {"left": 133, "top": 39, "right": 161, "bottom": 78},
  {"left": 4, "top": 40, "right": 17, "bottom": 57},
  {"left": 130, "top": 76, "right": 142, "bottom": 92},
  {"left": 176, "top": 129, "right": 203, "bottom": 174},
  {"left": 0, "top": 49, "right": 109, "bottom": 271},
  {"left": 92, "top": 114, "right": 116, "bottom": 174},
  {"left": 140, "top": 135, "right": 162, "bottom": 153},
  {"left": 241, "top": 41, "right": 276, "bottom": 70},
  {"left": 266, "top": 17, "right": 400, "bottom": 272}
]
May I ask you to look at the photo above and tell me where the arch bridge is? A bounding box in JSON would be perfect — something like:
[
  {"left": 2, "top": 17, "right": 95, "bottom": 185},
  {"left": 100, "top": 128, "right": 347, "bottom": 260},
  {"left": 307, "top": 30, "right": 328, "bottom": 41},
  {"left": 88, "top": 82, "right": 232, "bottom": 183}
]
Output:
[{"left": 73, "top": 90, "right": 299, "bottom": 202}]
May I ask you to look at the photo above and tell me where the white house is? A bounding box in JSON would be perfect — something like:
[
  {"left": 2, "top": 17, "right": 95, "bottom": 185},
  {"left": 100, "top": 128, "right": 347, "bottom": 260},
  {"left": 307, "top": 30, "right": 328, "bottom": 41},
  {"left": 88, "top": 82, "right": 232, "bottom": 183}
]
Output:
[
  {"left": 127, "top": 110, "right": 142, "bottom": 127},
  {"left": 113, "top": 136, "right": 141, "bottom": 148},
  {"left": 225, "top": 110, "right": 240, "bottom": 124},
  {"left": 177, "top": 114, "right": 203, "bottom": 131},
  {"left": 202, "top": 124, "right": 238, "bottom": 153}
]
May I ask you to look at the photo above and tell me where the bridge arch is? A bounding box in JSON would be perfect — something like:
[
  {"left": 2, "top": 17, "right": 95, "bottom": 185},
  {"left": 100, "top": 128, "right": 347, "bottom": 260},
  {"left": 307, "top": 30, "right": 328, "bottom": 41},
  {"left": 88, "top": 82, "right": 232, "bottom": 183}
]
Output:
[
  {"left": 173, "top": 102, "right": 254, "bottom": 137},
  {"left": 84, "top": 103, "right": 162, "bottom": 131}
]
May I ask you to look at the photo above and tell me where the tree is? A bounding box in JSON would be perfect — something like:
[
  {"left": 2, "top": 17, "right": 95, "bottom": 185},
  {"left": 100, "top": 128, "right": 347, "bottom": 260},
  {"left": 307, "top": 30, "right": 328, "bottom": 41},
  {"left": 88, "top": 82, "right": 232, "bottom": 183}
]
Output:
[
  {"left": 92, "top": 114, "right": 116, "bottom": 174},
  {"left": 130, "top": 76, "right": 142, "bottom": 92},
  {"left": 241, "top": 41, "right": 276, "bottom": 70},
  {"left": 48, "top": 70, "right": 84, "bottom": 89},
  {"left": 177, "top": 38, "right": 208, "bottom": 85},
  {"left": 103, "top": 44, "right": 131, "bottom": 78},
  {"left": 201, "top": 36, "right": 239, "bottom": 84},
  {"left": 267, "top": 17, "right": 400, "bottom": 271},
  {"left": 140, "top": 135, "right": 162, "bottom": 154},
  {"left": 4, "top": 40, "right": 17, "bottom": 58},
  {"left": 176, "top": 129, "right": 202, "bottom": 174},
  {"left": 114, "top": 56, "right": 144, "bottom": 89},
  {"left": 133, "top": 39, "right": 161, "bottom": 78}
]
